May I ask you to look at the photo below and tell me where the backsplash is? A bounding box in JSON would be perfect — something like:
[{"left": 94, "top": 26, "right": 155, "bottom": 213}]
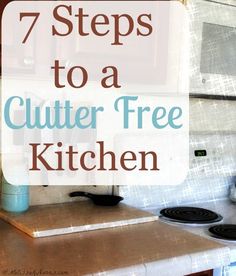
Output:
[
  {"left": 0, "top": 90, "right": 236, "bottom": 205},
  {"left": 119, "top": 176, "right": 235, "bottom": 210},
  {"left": 29, "top": 185, "right": 111, "bottom": 206},
  {"left": 28, "top": 98, "right": 236, "bottom": 206}
]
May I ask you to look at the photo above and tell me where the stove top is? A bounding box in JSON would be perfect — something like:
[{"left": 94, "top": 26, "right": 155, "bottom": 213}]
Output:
[
  {"left": 159, "top": 206, "right": 223, "bottom": 225},
  {"left": 152, "top": 200, "right": 236, "bottom": 249},
  {"left": 209, "top": 224, "right": 236, "bottom": 241}
]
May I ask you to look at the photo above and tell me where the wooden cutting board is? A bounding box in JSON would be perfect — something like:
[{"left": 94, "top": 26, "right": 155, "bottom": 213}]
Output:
[{"left": 0, "top": 201, "right": 158, "bottom": 238}]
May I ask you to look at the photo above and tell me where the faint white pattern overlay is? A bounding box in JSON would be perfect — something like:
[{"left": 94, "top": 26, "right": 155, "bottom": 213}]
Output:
[{"left": 2, "top": 1, "right": 189, "bottom": 185}]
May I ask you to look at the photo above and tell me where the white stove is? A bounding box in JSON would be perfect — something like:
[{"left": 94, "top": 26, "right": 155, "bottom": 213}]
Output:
[
  {"left": 120, "top": 132, "right": 236, "bottom": 276},
  {"left": 147, "top": 199, "right": 236, "bottom": 276}
]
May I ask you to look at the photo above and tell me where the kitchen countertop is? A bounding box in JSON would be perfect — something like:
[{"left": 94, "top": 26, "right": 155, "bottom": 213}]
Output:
[{"left": 0, "top": 209, "right": 230, "bottom": 276}]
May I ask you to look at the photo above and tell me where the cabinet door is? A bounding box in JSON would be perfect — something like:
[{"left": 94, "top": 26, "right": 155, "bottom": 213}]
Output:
[
  {"left": 0, "top": 0, "right": 12, "bottom": 74},
  {"left": 54, "top": 1, "right": 187, "bottom": 94},
  {"left": 55, "top": 3, "right": 167, "bottom": 86},
  {"left": 1, "top": 0, "right": 36, "bottom": 74},
  {"left": 1, "top": 1, "right": 55, "bottom": 77}
]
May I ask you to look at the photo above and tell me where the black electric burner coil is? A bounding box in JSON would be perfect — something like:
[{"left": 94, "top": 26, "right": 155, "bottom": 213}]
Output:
[
  {"left": 160, "top": 207, "right": 222, "bottom": 224},
  {"left": 209, "top": 224, "right": 236, "bottom": 240}
]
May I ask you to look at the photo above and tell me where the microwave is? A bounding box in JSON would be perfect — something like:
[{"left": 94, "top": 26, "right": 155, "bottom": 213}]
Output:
[{"left": 189, "top": 0, "right": 236, "bottom": 97}]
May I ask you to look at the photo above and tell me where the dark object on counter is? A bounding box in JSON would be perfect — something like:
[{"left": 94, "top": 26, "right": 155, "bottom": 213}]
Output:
[
  {"left": 69, "top": 191, "right": 124, "bottom": 206},
  {"left": 190, "top": 93, "right": 236, "bottom": 101},
  {"left": 209, "top": 224, "right": 236, "bottom": 241}
]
